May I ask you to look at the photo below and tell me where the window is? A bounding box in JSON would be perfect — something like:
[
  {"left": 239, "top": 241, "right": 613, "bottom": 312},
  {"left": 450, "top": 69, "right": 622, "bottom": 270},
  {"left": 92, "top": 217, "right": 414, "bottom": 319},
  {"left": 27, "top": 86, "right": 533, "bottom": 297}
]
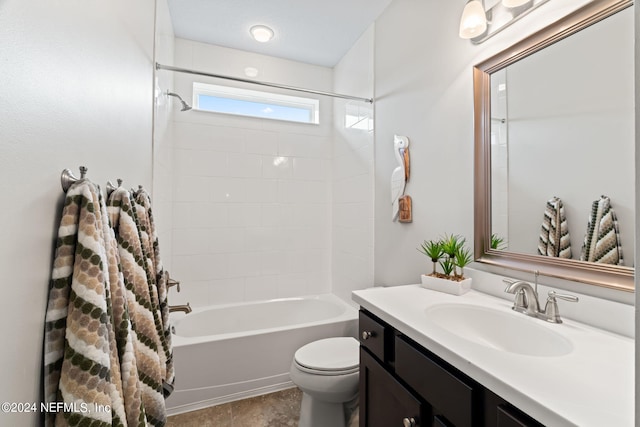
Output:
[{"left": 193, "top": 82, "right": 319, "bottom": 124}]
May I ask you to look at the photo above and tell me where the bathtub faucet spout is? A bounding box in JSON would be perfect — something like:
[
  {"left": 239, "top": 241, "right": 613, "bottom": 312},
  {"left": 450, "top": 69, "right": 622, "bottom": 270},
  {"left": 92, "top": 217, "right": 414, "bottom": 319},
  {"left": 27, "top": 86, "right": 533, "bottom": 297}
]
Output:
[{"left": 169, "top": 303, "right": 192, "bottom": 314}]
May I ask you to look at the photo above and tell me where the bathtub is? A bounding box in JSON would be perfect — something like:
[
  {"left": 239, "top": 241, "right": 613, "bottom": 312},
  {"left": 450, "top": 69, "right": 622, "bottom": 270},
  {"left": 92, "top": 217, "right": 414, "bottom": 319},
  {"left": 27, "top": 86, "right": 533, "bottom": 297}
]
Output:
[{"left": 165, "top": 294, "right": 358, "bottom": 415}]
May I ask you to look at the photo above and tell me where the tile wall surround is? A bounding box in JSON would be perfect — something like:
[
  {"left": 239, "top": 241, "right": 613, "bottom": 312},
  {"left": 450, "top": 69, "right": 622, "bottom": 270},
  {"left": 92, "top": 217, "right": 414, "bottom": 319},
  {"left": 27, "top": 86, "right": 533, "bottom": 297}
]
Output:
[
  {"left": 168, "top": 118, "right": 333, "bottom": 306},
  {"left": 157, "top": 33, "right": 376, "bottom": 309}
]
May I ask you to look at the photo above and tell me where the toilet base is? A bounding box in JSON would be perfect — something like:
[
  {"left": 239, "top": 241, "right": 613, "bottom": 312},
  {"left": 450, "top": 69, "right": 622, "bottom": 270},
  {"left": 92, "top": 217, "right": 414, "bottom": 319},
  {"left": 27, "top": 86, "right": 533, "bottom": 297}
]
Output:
[{"left": 298, "top": 391, "right": 354, "bottom": 427}]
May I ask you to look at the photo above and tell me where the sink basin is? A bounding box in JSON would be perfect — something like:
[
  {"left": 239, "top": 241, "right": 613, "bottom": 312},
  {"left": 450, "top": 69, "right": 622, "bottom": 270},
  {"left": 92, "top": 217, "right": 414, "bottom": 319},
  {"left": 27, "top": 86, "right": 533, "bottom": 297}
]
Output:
[{"left": 425, "top": 304, "right": 573, "bottom": 357}]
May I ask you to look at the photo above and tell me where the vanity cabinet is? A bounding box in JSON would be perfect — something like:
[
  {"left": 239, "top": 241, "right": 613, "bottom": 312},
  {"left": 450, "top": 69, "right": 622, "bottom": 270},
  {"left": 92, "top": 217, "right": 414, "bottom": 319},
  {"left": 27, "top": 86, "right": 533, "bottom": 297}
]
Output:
[
  {"left": 358, "top": 310, "right": 544, "bottom": 427},
  {"left": 360, "top": 349, "right": 424, "bottom": 427}
]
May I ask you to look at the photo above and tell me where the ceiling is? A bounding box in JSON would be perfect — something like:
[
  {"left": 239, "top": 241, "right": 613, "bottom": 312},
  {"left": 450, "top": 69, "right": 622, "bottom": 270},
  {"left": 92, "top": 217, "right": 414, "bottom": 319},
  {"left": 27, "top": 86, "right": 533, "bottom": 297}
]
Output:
[{"left": 166, "top": 0, "right": 394, "bottom": 68}]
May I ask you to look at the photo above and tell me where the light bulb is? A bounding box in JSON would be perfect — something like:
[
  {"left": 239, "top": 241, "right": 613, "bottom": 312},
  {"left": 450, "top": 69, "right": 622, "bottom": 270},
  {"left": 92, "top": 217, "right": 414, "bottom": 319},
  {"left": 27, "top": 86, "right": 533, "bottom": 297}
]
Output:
[{"left": 459, "top": 0, "right": 487, "bottom": 39}]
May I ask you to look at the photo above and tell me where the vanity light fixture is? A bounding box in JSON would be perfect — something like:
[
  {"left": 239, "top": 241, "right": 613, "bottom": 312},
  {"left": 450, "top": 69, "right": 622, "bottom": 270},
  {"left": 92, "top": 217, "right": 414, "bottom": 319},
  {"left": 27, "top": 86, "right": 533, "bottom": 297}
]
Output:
[
  {"left": 459, "top": 0, "right": 488, "bottom": 39},
  {"left": 250, "top": 25, "right": 274, "bottom": 43},
  {"left": 460, "top": 0, "right": 549, "bottom": 43}
]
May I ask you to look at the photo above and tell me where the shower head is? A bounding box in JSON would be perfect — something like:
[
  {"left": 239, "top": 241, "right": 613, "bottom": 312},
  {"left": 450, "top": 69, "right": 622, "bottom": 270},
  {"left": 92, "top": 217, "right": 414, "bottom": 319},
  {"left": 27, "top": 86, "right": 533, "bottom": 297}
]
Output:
[{"left": 166, "top": 91, "right": 192, "bottom": 111}]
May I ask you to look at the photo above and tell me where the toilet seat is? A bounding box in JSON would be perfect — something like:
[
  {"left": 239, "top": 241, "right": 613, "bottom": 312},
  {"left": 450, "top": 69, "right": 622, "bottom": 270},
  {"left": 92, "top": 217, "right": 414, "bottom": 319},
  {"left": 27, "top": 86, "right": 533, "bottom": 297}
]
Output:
[{"left": 294, "top": 337, "right": 359, "bottom": 376}]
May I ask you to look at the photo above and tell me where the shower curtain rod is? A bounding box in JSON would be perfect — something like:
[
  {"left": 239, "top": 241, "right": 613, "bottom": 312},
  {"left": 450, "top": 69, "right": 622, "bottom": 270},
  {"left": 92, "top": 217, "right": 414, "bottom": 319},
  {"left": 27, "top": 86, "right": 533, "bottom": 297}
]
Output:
[{"left": 155, "top": 63, "right": 374, "bottom": 104}]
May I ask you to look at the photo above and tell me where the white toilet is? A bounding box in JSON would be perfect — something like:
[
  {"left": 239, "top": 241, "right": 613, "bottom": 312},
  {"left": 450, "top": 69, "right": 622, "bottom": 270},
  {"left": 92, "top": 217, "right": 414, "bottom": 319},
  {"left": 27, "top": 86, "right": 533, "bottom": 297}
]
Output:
[{"left": 289, "top": 337, "right": 360, "bottom": 427}]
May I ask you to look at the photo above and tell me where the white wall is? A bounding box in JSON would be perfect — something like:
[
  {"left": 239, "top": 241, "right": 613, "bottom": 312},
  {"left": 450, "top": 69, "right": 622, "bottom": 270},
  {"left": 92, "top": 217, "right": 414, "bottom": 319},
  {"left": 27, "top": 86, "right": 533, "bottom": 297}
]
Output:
[
  {"left": 332, "top": 26, "right": 376, "bottom": 304},
  {"left": 374, "top": 0, "right": 476, "bottom": 286},
  {"left": 153, "top": 0, "right": 176, "bottom": 273},
  {"left": 0, "top": 0, "right": 155, "bottom": 425},
  {"left": 165, "top": 40, "right": 334, "bottom": 307}
]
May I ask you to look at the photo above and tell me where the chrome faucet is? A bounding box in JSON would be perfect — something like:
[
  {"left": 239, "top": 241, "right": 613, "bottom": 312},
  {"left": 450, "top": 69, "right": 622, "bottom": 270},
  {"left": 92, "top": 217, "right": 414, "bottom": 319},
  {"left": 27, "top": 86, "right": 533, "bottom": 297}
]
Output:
[
  {"left": 503, "top": 278, "right": 578, "bottom": 323},
  {"left": 169, "top": 303, "right": 192, "bottom": 314},
  {"left": 504, "top": 280, "right": 540, "bottom": 316}
]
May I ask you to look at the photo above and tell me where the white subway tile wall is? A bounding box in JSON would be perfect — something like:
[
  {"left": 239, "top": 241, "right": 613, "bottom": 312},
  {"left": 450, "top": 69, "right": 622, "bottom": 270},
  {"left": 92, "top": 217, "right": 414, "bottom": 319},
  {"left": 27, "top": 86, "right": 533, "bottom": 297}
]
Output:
[{"left": 161, "top": 36, "right": 374, "bottom": 308}]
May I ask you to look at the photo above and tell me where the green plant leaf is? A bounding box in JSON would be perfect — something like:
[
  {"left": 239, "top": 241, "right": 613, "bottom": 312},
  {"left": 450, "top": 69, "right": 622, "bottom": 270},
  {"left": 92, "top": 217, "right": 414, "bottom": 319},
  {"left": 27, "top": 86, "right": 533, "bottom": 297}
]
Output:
[
  {"left": 454, "top": 247, "right": 472, "bottom": 269},
  {"left": 418, "top": 239, "right": 444, "bottom": 262},
  {"left": 441, "top": 233, "right": 465, "bottom": 258},
  {"left": 491, "top": 233, "right": 506, "bottom": 250},
  {"left": 439, "top": 257, "right": 455, "bottom": 276}
]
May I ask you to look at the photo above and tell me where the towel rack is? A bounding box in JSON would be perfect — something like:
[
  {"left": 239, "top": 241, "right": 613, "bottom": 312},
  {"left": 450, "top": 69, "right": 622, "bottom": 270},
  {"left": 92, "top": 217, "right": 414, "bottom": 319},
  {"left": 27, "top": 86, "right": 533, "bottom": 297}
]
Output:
[{"left": 61, "top": 166, "right": 88, "bottom": 192}]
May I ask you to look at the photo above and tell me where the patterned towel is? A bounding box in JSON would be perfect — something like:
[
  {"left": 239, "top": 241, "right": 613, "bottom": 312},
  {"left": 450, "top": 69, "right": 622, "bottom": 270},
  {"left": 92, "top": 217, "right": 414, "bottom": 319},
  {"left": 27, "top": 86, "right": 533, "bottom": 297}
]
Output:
[
  {"left": 537, "top": 196, "right": 572, "bottom": 258},
  {"left": 99, "top": 192, "right": 146, "bottom": 427},
  {"left": 43, "top": 180, "right": 127, "bottom": 426},
  {"left": 108, "top": 187, "right": 166, "bottom": 427},
  {"left": 134, "top": 187, "right": 174, "bottom": 395},
  {"left": 580, "top": 195, "right": 624, "bottom": 265}
]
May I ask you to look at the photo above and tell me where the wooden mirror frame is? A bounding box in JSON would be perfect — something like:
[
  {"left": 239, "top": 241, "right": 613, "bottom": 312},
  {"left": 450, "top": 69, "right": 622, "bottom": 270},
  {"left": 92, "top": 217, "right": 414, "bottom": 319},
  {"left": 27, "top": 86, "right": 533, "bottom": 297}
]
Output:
[{"left": 473, "top": 0, "right": 634, "bottom": 291}]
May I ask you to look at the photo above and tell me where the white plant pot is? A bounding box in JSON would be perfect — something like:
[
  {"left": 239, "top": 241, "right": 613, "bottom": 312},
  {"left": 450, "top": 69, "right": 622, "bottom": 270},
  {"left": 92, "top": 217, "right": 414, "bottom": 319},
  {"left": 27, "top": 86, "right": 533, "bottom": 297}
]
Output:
[{"left": 420, "top": 274, "right": 472, "bottom": 296}]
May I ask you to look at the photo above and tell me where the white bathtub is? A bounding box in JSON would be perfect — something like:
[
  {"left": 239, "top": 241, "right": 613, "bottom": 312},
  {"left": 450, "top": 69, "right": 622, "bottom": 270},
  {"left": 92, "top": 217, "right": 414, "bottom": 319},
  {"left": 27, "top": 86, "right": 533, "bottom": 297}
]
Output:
[{"left": 165, "top": 294, "right": 358, "bottom": 415}]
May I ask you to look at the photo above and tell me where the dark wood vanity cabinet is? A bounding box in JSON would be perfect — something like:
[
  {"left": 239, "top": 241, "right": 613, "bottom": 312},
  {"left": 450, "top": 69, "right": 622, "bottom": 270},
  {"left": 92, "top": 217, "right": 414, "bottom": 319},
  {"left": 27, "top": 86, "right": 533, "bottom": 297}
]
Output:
[
  {"left": 358, "top": 309, "right": 544, "bottom": 427},
  {"left": 360, "top": 349, "right": 425, "bottom": 427}
]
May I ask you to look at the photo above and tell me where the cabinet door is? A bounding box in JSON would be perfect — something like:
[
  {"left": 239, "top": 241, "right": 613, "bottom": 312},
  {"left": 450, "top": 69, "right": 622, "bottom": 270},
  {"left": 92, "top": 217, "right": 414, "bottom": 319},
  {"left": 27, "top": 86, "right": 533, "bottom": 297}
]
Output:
[
  {"left": 433, "top": 415, "right": 455, "bottom": 427},
  {"left": 485, "top": 390, "right": 544, "bottom": 427},
  {"left": 496, "top": 405, "right": 544, "bottom": 427},
  {"left": 359, "top": 310, "right": 391, "bottom": 363},
  {"left": 395, "top": 336, "right": 476, "bottom": 427},
  {"left": 360, "top": 348, "right": 425, "bottom": 427}
]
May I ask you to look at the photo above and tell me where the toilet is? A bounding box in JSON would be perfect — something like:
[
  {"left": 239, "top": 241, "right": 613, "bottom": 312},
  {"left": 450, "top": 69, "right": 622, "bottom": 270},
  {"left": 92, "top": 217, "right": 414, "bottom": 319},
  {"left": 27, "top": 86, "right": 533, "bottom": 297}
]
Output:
[{"left": 289, "top": 337, "right": 360, "bottom": 427}]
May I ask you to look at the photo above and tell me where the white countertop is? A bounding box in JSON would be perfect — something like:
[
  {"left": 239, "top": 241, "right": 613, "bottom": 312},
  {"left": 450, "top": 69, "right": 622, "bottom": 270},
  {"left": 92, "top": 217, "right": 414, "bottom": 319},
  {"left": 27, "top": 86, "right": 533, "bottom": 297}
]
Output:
[{"left": 352, "top": 285, "right": 634, "bottom": 427}]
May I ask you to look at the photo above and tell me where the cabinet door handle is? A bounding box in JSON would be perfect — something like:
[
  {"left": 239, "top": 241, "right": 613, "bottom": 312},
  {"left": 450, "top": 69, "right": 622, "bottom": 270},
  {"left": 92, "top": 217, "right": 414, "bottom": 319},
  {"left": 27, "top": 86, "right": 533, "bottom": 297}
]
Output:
[
  {"left": 362, "top": 331, "right": 375, "bottom": 340},
  {"left": 402, "top": 417, "right": 417, "bottom": 427}
]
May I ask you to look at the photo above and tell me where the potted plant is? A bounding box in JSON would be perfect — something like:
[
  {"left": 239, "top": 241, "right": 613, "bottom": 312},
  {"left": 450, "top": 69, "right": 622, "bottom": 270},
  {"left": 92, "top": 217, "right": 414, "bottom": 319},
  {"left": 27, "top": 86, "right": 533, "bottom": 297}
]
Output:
[{"left": 418, "top": 234, "right": 473, "bottom": 295}]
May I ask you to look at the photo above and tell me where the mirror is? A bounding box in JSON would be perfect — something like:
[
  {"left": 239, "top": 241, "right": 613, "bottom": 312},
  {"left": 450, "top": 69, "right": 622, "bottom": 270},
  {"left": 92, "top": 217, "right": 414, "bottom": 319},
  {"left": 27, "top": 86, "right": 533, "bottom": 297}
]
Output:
[{"left": 474, "top": 0, "right": 634, "bottom": 291}]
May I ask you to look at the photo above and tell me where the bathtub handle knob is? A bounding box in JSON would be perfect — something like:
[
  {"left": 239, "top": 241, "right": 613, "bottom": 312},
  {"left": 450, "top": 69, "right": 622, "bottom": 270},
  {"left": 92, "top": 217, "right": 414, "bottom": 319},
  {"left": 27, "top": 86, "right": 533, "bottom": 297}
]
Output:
[
  {"left": 402, "top": 417, "right": 417, "bottom": 427},
  {"left": 362, "top": 331, "right": 375, "bottom": 340},
  {"left": 167, "top": 276, "right": 181, "bottom": 292}
]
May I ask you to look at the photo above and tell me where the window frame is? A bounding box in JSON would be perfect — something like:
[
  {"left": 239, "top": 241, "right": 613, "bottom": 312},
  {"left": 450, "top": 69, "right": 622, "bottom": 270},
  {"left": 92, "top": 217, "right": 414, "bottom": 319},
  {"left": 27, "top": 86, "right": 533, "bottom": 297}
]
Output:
[{"left": 192, "top": 82, "right": 320, "bottom": 125}]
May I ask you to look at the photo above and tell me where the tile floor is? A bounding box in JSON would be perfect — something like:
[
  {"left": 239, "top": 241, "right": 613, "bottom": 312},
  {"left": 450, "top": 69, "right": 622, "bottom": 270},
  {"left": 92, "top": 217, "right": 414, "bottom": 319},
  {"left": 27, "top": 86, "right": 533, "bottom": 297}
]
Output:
[{"left": 166, "top": 387, "right": 359, "bottom": 427}]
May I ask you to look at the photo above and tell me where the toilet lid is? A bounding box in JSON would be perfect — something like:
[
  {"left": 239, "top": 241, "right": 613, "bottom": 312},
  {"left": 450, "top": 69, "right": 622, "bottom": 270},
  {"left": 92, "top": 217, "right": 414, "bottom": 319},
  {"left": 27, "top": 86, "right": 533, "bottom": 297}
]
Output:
[{"left": 294, "top": 337, "right": 359, "bottom": 372}]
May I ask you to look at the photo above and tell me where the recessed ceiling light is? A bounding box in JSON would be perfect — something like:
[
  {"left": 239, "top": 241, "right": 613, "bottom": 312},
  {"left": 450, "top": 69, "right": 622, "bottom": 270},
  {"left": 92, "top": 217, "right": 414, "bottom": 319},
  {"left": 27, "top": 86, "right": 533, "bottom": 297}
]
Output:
[
  {"left": 250, "top": 25, "right": 274, "bottom": 43},
  {"left": 244, "top": 67, "right": 259, "bottom": 78}
]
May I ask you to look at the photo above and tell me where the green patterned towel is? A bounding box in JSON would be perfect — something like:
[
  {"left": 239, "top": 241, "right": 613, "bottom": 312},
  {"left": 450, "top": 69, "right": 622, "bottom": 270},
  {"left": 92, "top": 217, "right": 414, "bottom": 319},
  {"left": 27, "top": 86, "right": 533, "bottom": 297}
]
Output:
[
  {"left": 537, "top": 196, "right": 572, "bottom": 259},
  {"left": 44, "top": 180, "right": 128, "bottom": 427},
  {"left": 133, "top": 187, "right": 174, "bottom": 395},
  {"left": 580, "top": 195, "right": 624, "bottom": 265},
  {"left": 108, "top": 187, "right": 166, "bottom": 427},
  {"left": 99, "top": 191, "right": 146, "bottom": 426}
]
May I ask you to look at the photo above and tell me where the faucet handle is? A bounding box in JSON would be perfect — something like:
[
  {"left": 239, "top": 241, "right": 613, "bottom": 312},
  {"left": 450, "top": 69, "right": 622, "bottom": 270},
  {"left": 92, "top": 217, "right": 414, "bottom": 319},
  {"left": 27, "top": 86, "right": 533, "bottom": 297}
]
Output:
[
  {"left": 167, "top": 271, "right": 181, "bottom": 292},
  {"left": 543, "top": 290, "right": 578, "bottom": 323},
  {"left": 548, "top": 290, "right": 579, "bottom": 303}
]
